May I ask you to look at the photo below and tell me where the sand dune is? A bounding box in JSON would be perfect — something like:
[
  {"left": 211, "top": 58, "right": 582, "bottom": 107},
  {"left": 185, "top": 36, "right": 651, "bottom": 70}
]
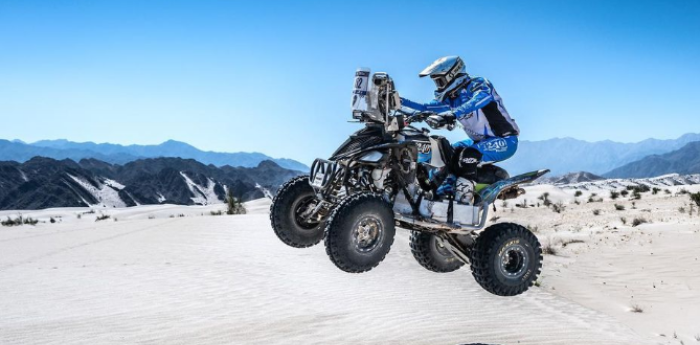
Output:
[{"left": 1, "top": 193, "right": 696, "bottom": 344}]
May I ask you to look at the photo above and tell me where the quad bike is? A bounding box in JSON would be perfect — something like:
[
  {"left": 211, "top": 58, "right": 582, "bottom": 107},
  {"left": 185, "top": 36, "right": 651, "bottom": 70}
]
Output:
[{"left": 270, "top": 68, "right": 548, "bottom": 296}]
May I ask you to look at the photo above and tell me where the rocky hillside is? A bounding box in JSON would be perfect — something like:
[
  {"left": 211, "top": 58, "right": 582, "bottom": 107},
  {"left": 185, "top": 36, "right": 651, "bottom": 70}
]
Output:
[
  {"left": 547, "top": 173, "right": 700, "bottom": 191},
  {"left": 539, "top": 171, "right": 604, "bottom": 185},
  {"left": 604, "top": 141, "right": 700, "bottom": 178},
  {"left": 0, "top": 157, "right": 302, "bottom": 210}
]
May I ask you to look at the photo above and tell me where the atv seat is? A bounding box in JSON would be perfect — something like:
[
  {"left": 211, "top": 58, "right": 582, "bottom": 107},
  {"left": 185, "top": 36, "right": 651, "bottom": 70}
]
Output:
[{"left": 474, "top": 164, "right": 509, "bottom": 185}]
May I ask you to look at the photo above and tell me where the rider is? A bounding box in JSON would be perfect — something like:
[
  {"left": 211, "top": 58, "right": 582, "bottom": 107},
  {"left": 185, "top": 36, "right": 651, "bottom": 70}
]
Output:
[{"left": 400, "top": 56, "right": 520, "bottom": 198}]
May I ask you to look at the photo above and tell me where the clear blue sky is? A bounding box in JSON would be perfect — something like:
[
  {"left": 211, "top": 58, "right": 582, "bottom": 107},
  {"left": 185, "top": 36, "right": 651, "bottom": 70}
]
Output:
[{"left": 1, "top": 0, "right": 699, "bottom": 164}]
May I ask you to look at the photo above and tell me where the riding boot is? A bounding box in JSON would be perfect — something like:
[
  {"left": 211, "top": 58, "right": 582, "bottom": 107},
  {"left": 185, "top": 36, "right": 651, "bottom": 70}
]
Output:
[
  {"left": 428, "top": 167, "right": 448, "bottom": 193},
  {"left": 436, "top": 174, "right": 457, "bottom": 199}
]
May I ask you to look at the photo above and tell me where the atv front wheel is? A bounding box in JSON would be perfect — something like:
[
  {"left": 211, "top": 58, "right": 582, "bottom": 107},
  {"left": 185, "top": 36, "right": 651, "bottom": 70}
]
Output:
[
  {"left": 409, "top": 232, "right": 464, "bottom": 273},
  {"left": 470, "top": 223, "right": 542, "bottom": 296},
  {"left": 324, "top": 193, "right": 395, "bottom": 273},
  {"left": 270, "top": 176, "right": 324, "bottom": 248}
]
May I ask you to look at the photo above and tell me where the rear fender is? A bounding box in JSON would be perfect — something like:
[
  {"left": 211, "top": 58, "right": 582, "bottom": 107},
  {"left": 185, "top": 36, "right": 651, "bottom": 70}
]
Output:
[{"left": 477, "top": 169, "right": 550, "bottom": 206}]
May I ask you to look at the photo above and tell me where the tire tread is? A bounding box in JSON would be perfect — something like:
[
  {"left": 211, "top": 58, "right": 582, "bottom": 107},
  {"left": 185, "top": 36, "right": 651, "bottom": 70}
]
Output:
[
  {"left": 409, "top": 232, "right": 464, "bottom": 273},
  {"left": 270, "top": 176, "right": 323, "bottom": 248},
  {"left": 470, "top": 222, "right": 542, "bottom": 296},
  {"left": 323, "top": 192, "right": 395, "bottom": 273}
]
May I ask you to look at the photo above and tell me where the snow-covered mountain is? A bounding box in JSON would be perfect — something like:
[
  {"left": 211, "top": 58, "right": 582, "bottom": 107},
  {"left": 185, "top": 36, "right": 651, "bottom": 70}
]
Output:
[
  {"left": 0, "top": 157, "right": 301, "bottom": 210},
  {"left": 0, "top": 139, "right": 309, "bottom": 172},
  {"left": 499, "top": 133, "right": 700, "bottom": 176}
]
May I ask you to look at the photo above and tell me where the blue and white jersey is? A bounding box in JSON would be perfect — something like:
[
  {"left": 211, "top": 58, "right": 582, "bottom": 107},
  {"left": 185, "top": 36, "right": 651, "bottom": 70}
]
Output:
[{"left": 401, "top": 76, "right": 519, "bottom": 142}]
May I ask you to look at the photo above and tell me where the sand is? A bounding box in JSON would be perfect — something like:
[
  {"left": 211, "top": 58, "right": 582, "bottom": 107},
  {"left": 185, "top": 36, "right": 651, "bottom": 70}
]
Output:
[{"left": 1, "top": 187, "right": 698, "bottom": 344}]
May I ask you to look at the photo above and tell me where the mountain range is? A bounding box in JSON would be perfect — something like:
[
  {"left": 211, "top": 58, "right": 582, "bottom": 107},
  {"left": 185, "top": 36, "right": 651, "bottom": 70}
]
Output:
[
  {"left": 0, "top": 157, "right": 301, "bottom": 210},
  {"left": 0, "top": 139, "right": 309, "bottom": 172},
  {"left": 604, "top": 141, "right": 700, "bottom": 178},
  {"left": 499, "top": 133, "right": 700, "bottom": 176}
]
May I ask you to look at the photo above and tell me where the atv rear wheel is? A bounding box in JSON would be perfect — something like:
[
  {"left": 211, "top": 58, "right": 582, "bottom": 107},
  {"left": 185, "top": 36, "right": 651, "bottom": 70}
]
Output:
[
  {"left": 470, "top": 223, "right": 542, "bottom": 296},
  {"left": 409, "top": 232, "right": 465, "bottom": 273},
  {"left": 270, "top": 176, "right": 324, "bottom": 248},
  {"left": 324, "top": 193, "right": 395, "bottom": 273}
]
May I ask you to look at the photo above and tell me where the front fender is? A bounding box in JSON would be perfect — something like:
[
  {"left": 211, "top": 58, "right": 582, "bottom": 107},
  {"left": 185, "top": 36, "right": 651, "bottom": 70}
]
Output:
[{"left": 477, "top": 169, "right": 550, "bottom": 206}]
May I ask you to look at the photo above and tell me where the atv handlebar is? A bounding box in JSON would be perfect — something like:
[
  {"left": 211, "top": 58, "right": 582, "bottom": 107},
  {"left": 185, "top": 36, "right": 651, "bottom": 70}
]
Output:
[{"left": 397, "top": 110, "right": 435, "bottom": 124}]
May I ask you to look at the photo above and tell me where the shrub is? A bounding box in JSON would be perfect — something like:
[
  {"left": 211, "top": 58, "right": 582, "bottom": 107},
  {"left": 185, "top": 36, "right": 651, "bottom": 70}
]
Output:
[
  {"left": 574, "top": 190, "right": 583, "bottom": 197},
  {"left": 1, "top": 216, "right": 38, "bottom": 226},
  {"left": 636, "top": 185, "right": 650, "bottom": 193},
  {"left": 620, "top": 217, "right": 627, "bottom": 225},
  {"left": 50, "top": 217, "right": 56, "bottom": 224},
  {"left": 226, "top": 189, "right": 247, "bottom": 215},
  {"left": 620, "top": 190, "right": 629, "bottom": 197},
  {"left": 632, "top": 217, "right": 648, "bottom": 227},
  {"left": 538, "top": 192, "right": 551, "bottom": 206},
  {"left": 652, "top": 187, "right": 661, "bottom": 195},
  {"left": 690, "top": 192, "right": 700, "bottom": 208},
  {"left": 7, "top": 217, "right": 19, "bottom": 226},
  {"left": 610, "top": 190, "right": 620, "bottom": 200},
  {"left": 630, "top": 304, "right": 643, "bottom": 313},
  {"left": 679, "top": 207, "right": 686, "bottom": 214},
  {"left": 632, "top": 190, "right": 642, "bottom": 200},
  {"left": 551, "top": 201, "right": 565, "bottom": 213},
  {"left": 210, "top": 210, "right": 224, "bottom": 216},
  {"left": 627, "top": 185, "right": 650, "bottom": 193},
  {"left": 588, "top": 196, "right": 603, "bottom": 203},
  {"left": 95, "top": 214, "right": 111, "bottom": 222},
  {"left": 664, "top": 189, "right": 672, "bottom": 195},
  {"left": 614, "top": 204, "right": 625, "bottom": 211},
  {"left": 592, "top": 209, "right": 601, "bottom": 216}
]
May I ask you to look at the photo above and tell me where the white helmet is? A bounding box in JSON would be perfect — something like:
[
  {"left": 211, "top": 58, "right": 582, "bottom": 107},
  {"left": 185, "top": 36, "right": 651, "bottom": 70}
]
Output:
[{"left": 419, "top": 56, "right": 469, "bottom": 101}]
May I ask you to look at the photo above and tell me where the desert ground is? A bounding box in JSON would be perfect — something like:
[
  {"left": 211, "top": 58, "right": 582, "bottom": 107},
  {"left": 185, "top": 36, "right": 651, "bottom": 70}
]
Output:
[{"left": 1, "top": 183, "right": 700, "bottom": 345}]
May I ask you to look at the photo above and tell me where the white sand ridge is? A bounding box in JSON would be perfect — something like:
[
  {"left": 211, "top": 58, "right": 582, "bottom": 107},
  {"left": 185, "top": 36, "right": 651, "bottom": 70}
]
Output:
[{"left": 0, "top": 198, "right": 664, "bottom": 344}]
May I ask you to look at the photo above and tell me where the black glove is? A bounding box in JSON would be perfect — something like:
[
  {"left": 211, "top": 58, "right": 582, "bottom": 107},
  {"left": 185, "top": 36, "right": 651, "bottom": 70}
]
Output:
[{"left": 425, "top": 112, "right": 456, "bottom": 129}]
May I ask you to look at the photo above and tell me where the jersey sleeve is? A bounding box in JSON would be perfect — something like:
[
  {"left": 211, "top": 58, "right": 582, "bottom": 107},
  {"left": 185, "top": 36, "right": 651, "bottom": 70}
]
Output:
[
  {"left": 400, "top": 97, "right": 450, "bottom": 114},
  {"left": 452, "top": 78, "right": 495, "bottom": 119}
]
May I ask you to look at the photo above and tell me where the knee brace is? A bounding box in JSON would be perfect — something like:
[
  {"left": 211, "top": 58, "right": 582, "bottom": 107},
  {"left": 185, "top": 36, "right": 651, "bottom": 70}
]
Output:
[{"left": 452, "top": 147, "right": 482, "bottom": 179}]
